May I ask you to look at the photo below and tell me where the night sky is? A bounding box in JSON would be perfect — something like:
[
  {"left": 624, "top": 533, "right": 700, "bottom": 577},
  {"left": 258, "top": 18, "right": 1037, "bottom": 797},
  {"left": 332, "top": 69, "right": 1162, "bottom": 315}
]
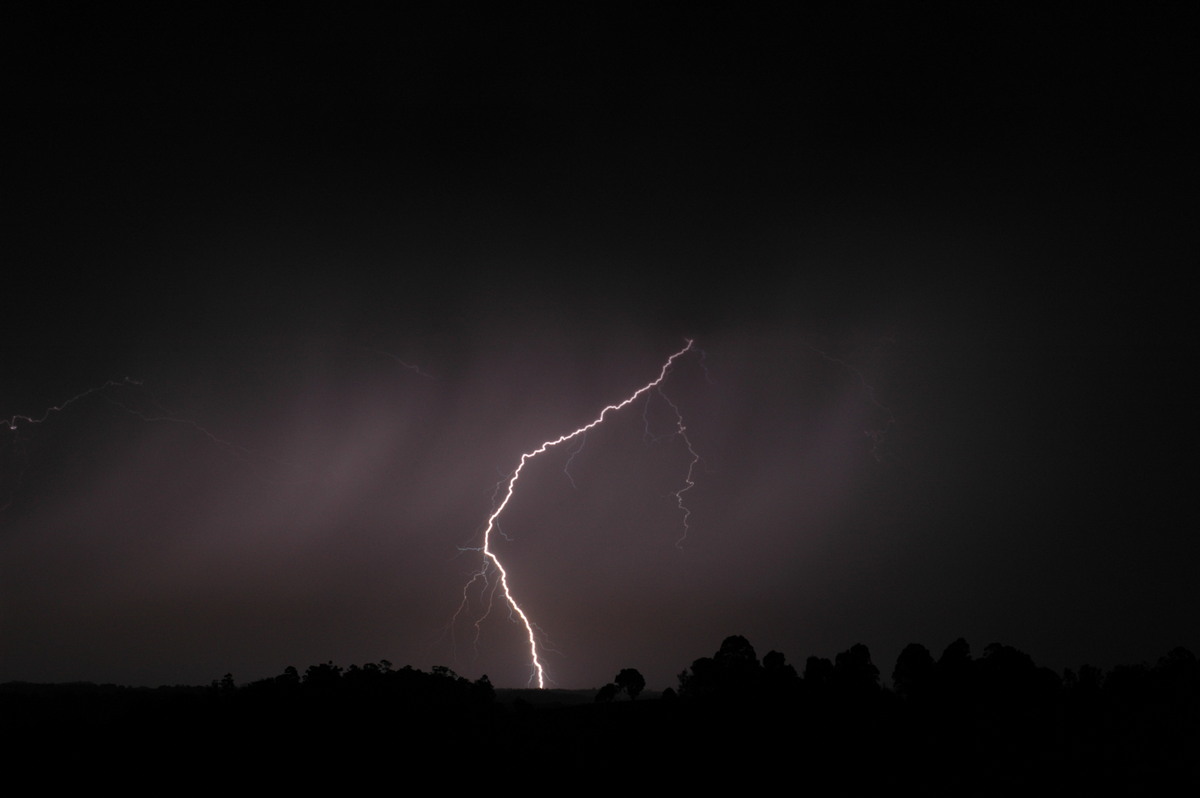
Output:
[{"left": 3, "top": 7, "right": 1194, "bottom": 690}]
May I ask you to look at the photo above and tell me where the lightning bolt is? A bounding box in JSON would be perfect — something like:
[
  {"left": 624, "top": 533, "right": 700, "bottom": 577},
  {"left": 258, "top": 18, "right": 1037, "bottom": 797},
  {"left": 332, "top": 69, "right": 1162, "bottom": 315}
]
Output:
[
  {"left": 4, "top": 377, "right": 143, "bottom": 432},
  {"left": 2, "top": 377, "right": 308, "bottom": 510},
  {"left": 3, "top": 378, "right": 143, "bottom": 510},
  {"left": 456, "top": 339, "right": 700, "bottom": 688},
  {"left": 562, "top": 433, "right": 587, "bottom": 490},
  {"left": 364, "top": 347, "right": 438, "bottom": 380},
  {"left": 654, "top": 386, "right": 701, "bottom": 547},
  {"left": 802, "top": 339, "right": 897, "bottom": 462}
]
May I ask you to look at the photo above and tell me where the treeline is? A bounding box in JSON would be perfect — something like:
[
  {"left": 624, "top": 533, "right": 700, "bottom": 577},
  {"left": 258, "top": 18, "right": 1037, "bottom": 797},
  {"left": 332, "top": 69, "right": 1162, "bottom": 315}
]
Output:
[
  {"left": 672, "top": 634, "right": 1200, "bottom": 742},
  {"left": 212, "top": 660, "right": 496, "bottom": 706},
  {"left": 2, "top": 660, "right": 494, "bottom": 726},
  {"left": 4, "top": 639, "right": 1197, "bottom": 789},
  {"left": 662, "top": 635, "right": 1199, "bottom": 790}
]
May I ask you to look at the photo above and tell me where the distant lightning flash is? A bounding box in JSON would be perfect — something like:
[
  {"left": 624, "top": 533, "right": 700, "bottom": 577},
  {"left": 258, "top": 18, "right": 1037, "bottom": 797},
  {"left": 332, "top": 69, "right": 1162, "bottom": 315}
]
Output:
[
  {"left": 4, "top": 378, "right": 143, "bottom": 432},
  {"left": 3, "top": 379, "right": 137, "bottom": 510},
  {"left": 3, "top": 377, "right": 307, "bottom": 510},
  {"left": 802, "top": 340, "right": 897, "bottom": 462},
  {"left": 655, "top": 386, "right": 701, "bottom": 547},
  {"left": 456, "top": 339, "right": 701, "bottom": 688},
  {"left": 365, "top": 347, "right": 438, "bottom": 380}
]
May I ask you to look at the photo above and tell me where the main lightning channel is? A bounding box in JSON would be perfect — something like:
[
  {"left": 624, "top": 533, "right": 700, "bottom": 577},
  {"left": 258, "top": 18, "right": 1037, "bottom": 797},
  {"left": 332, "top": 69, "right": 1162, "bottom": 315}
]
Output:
[{"left": 472, "top": 339, "right": 696, "bottom": 688}]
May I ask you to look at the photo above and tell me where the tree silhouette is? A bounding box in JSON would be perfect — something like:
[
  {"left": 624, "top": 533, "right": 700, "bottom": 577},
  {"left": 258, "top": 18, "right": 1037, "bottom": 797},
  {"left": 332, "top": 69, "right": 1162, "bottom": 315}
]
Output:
[
  {"left": 715, "top": 635, "right": 759, "bottom": 670},
  {"left": 938, "top": 637, "right": 972, "bottom": 674},
  {"left": 833, "top": 643, "right": 879, "bottom": 699},
  {"left": 762, "top": 650, "right": 800, "bottom": 698},
  {"left": 472, "top": 674, "right": 495, "bottom": 704},
  {"left": 892, "top": 643, "right": 935, "bottom": 701},
  {"left": 614, "top": 668, "right": 646, "bottom": 700},
  {"left": 277, "top": 665, "right": 300, "bottom": 689},
  {"left": 595, "top": 682, "right": 619, "bottom": 703},
  {"left": 302, "top": 661, "right": 343, "bottom": 690},
  {"left": 804, "top": 655, "right": 834, "bottom": 688},
  {"left": 678, "top": 635, "right": 764, "bottom": 700}
]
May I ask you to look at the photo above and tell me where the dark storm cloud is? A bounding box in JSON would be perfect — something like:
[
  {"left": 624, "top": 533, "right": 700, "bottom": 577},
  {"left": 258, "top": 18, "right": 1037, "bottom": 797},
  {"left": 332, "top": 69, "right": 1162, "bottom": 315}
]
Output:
[{"left": 3, "top": 7, "right": 1193, "bottom": 688}]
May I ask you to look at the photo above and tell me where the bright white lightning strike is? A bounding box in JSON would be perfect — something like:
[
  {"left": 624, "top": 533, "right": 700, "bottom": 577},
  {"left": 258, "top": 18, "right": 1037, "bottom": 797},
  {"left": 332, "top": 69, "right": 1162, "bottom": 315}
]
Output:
[{"left": 460, "top": 339, "right": 700, "bottom": 688}]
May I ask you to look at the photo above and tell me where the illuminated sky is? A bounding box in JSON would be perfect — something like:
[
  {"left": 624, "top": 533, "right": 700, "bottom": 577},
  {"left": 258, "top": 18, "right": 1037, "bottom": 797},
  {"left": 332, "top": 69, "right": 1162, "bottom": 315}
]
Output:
[{"left": 3, "top": 8, "right": 1193, "bottom": 689}]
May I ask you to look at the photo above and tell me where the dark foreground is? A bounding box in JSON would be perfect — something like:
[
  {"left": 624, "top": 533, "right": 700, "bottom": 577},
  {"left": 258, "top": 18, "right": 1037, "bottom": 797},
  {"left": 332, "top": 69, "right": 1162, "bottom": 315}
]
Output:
[{"left": 6, "top": 639, "right": 1198, "bottom": 792}]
